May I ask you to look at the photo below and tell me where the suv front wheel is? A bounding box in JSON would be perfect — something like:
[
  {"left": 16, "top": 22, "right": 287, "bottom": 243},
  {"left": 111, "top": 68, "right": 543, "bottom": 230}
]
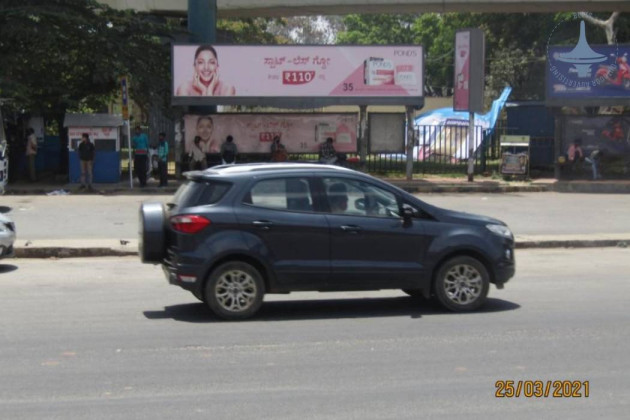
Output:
[
  {"left": 205, "top": 261, "right": 265, "bottom": 320},
  {"left": 434, "top": 256, "right": 489, "bottom": 312}
]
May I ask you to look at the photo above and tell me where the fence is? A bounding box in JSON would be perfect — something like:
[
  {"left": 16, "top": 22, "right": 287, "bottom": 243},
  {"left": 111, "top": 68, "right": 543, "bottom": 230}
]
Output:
[{"left": 129, "top": 120, "right": 525, "bottom": 178}]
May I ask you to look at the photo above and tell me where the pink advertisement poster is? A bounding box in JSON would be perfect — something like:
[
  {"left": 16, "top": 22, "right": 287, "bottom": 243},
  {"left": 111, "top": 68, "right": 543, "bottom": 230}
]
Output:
[
  {"left": 173, "top": 45, "right": 423, "bottom": 100},
  {"left": 183, "top": 114, "right": 358, "bottom": 154},
  {"left": 454, "top": 31, "right": 471, "bottom": 111}
]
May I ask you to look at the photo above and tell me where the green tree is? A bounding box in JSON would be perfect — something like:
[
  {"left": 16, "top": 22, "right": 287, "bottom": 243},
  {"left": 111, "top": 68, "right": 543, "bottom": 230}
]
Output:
[
  {"left": 0, "top": 0, "right": 179, "bottom": 122},
  {"left": 334, "top": 12, "right": 629, "bottom": 102}
]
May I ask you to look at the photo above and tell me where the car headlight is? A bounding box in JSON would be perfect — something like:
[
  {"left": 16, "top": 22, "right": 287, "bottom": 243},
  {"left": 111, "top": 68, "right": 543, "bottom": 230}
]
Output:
[{"left": 486, "top": 224, "right": 513, "bottom": 239}]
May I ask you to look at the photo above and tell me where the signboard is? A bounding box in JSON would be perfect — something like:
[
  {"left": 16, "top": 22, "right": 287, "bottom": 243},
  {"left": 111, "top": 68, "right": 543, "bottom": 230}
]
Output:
[
  {"left": 546, "top": 45, "right": 630, "bottom": 106},
  {"left": 182, "top": 113, "right": 357, "bottom": 154},
  {"left": 454, "top": 29, "right": 485, "bottom": 113},
  {"left": 500, "top": 135, "right": 530, "bottom": 176},
  {"left": 369, "top": 113, "right": 406, "bottom": 153},
  {"left": 501, "top": 135, "right": 530, "bottom": 147},
  {"left": 501, "top": 152, "right": 529, "bottom": 175},
  {"left": 562, "top": 115, "right": 630, "bottom": 157},
  {"left": 120, "top": 76, "right": 129, "bottom": 120},
  {"left": 173, "top": 45, "right": 424, "bottom": 107},
  {"left": 68, "top": 127, "right": 119, "bottom": 151}
]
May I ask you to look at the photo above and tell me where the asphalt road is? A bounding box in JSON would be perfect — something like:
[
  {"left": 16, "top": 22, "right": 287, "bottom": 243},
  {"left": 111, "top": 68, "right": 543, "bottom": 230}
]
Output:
[
  {"left": 2, "top": 192, "right": 630, "bottom": 241},
  {"left": 1, "top": 248, "right": 628, "bottom": 419}
]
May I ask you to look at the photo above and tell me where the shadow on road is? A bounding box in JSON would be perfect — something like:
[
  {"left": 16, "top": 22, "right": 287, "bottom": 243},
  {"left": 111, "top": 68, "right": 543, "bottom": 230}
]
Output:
[
  {"left": 143, "top": 296, "right": 519, "bottom": 323},
  {"left": 0, "top": 264, "right": 18, "bottom": 274},
  {"left": 0, "top": 206, "right": 11, "bottom": 214}
]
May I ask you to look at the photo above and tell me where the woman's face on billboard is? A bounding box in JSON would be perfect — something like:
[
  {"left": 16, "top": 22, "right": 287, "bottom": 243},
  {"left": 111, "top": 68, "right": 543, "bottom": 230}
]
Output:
[
  {"left": 194, "top": 50, "right": 218, "bottom": 83},
  {"left": 196, "top": 118, "right": 213, "bottom": 140}
]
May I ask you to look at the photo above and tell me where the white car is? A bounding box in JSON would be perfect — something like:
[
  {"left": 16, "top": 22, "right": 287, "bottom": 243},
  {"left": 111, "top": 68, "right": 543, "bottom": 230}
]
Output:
[{"left": 0, "top": 213, "right": 16, "bottom": 259}]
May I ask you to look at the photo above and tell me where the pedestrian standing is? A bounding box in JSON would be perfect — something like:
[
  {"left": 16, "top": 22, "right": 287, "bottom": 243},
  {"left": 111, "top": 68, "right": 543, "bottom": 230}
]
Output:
[
  {"left": 78, "top": 133, "right": 95, "bottom": 191},
  {"left": 25, "top": 128, "right": 38, "bottom": 182},
  {"left": 157, "top": 132, "right": 169, "bottom": 187},
  {"left": 132, "top": 126, "right": 149, "bottom": 187},
  {"left": 220, "top": 135, "right": 237, "bottom": 165}
]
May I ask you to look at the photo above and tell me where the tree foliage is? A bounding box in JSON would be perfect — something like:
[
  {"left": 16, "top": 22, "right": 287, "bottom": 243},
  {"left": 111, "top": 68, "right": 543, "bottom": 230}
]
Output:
[
  {"left": 266, "top": 16, "right": 344, "bottom": 44},
  {"left": 0, "top": 0, "right": 180, "bottom": 120},
  {"left": 336, "top": 12, "right": 628, "bottom": 102}
]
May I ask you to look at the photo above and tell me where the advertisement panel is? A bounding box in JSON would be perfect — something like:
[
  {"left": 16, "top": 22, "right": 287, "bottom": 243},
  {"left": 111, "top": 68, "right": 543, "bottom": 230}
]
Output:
[
  {"left": 547, "top": 45, "right": 630, "bottom": 105},
  {"left": 501, "top": 152, "right": 529, "bottom": 175},
  {"left": 368, "top": 113, "right": 405, "bottom": 153},
  {"left": 562, "top": 115, "right": 630, "bottom": 158},
  {"left": 183, "top": 114, "right": 357, "bottom": 155},
  {"left": 68, "top": 127, "right": 119, "bottom": 152},
  {"left": 173, "top": 45, "right": 423, "bottom": 106},
  {"left": 454, "top": 31, "right": 471, "bottom": 112},
  {"left": 453, "top": 29, "right": 484, "bottom": 113}
]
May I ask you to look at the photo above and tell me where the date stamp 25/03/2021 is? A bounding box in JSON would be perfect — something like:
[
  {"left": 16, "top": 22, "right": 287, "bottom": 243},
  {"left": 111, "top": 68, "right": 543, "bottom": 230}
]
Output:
[{"left": 495, "top": 380, "right": 589, "bottom": 398}]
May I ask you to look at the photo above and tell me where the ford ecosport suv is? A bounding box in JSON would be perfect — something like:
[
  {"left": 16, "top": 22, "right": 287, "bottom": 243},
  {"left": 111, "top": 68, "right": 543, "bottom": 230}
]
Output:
[{"left": 140, "top": 163, "right": 515, "bottom": 320}]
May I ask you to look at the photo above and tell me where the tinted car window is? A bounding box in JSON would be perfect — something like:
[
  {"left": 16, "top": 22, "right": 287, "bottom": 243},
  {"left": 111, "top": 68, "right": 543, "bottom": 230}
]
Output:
[
  {"left": 171, "top": 180, "right": 230, "bottom": 208},
  {"left": 323, "top": 178, "right": 399, "bottom": 218},
  {"left": 246, "top": 178, "right": 313, "bottom": 212}
]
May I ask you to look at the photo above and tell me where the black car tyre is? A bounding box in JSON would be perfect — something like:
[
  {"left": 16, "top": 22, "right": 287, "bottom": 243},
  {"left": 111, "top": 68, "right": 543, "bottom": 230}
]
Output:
[
  {"left": 139, "top": 202, "right": 166, "bottom": 263},
  {"left": 205, "top": 261, "right": 265, "bottom": 320},
  {"left": 434, "top": 256, "right": 489, "bottom": 312}
]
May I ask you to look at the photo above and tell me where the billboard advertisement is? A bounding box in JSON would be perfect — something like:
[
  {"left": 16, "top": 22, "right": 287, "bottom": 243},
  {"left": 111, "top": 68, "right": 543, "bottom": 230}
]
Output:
[
  {"left": 182, "top": 113, "right": 358, "bottom": 155},
  {"left": 562, "top": 115, "right": 630, "bottom": 158},
  {"left": 453, "top": 29, "right": 485, "bottom": 113},
  {"left": 454, "top": 31, "right": 471, "bottom": 111},
  {"left": 368, "top": 113, "right": 405, "bottom": 153},
  {"left": 68, "top": 127, "right": 119, "bottom": 152},
  {"left": 547, "top": 44, "right": 630, "bottom": 105},
  {"left": 173, "top": 45, "right": 423, "bottom": 107}
]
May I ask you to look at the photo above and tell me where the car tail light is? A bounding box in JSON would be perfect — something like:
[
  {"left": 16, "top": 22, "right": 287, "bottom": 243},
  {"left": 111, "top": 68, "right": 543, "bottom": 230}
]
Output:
[{"left": 170, "top": 215, "right": 210, "bottom": 234}]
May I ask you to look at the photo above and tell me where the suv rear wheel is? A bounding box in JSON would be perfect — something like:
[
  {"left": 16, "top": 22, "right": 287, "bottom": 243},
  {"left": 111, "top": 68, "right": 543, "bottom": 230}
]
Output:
[
  {"left": 434, "top": 256, "right": 489, "bottom": 312},
  {"left": 205, "top": 261, "right": 265, "bottom": 320}
]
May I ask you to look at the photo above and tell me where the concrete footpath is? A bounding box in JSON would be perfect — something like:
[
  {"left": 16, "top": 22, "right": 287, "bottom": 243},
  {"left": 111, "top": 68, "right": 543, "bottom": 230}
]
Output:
[{"left": 2, "top": 176, "right": 630, "bottom": 258}]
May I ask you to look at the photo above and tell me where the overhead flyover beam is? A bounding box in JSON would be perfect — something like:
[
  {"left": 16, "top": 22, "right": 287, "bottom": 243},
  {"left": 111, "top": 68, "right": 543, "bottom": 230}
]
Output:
[{"left": 100, "top": 0, "right": 630, "bottom": 17}]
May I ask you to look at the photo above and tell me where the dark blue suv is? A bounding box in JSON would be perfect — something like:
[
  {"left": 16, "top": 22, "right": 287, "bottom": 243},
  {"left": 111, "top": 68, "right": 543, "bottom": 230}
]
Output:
[{"left": 140, "top": 163, "right": 515, "bottom": 320}]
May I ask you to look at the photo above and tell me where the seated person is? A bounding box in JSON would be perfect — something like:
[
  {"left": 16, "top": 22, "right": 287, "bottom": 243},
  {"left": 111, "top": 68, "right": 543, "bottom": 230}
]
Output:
[
  {"left": 328, "top": 183, "right": 348, "bottom": 213},
  {"left": 567, "top": 139, "right": 584, "bottom": 164},
  {"left": 319, "top": 137, "right": 338, "bottom": 164}
]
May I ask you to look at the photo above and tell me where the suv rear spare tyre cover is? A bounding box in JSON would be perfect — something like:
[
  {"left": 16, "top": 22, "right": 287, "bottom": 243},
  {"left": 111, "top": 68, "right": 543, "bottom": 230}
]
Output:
[{"left": 139, "top": 202, "right": 166, "bottom": 263}]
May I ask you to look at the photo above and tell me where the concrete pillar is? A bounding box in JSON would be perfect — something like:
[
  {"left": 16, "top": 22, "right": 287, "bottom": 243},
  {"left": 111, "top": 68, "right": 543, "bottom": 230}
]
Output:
[
  {"left": 405, "top": 106, "right": 415, "bottom": 181},
  {"left": 359, "top": 105, "right": 368, "bottom": 170},
  {"left": 177, "top": 0, "right": 216, "bottom": 178},
  {"left": 188, "top": 0, "right": 216, "bottom": 115},
  {"left": 188, "top": 0, "right": 216, "bottom": 43}
]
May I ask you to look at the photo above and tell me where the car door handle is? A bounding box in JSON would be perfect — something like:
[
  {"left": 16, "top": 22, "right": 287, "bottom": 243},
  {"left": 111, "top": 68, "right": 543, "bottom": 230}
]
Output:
[
  {"left": 340, "top": 225, "right": 362, "bottom": 234},
  {"left": 252, "top": 220, "right": 273, "bottom": 230}
]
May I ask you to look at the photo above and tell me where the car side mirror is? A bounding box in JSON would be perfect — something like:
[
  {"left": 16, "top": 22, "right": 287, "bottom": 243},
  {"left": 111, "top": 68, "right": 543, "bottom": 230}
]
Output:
[{"left": 402, "top": 207, "right": 414, "bottom": 226}]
